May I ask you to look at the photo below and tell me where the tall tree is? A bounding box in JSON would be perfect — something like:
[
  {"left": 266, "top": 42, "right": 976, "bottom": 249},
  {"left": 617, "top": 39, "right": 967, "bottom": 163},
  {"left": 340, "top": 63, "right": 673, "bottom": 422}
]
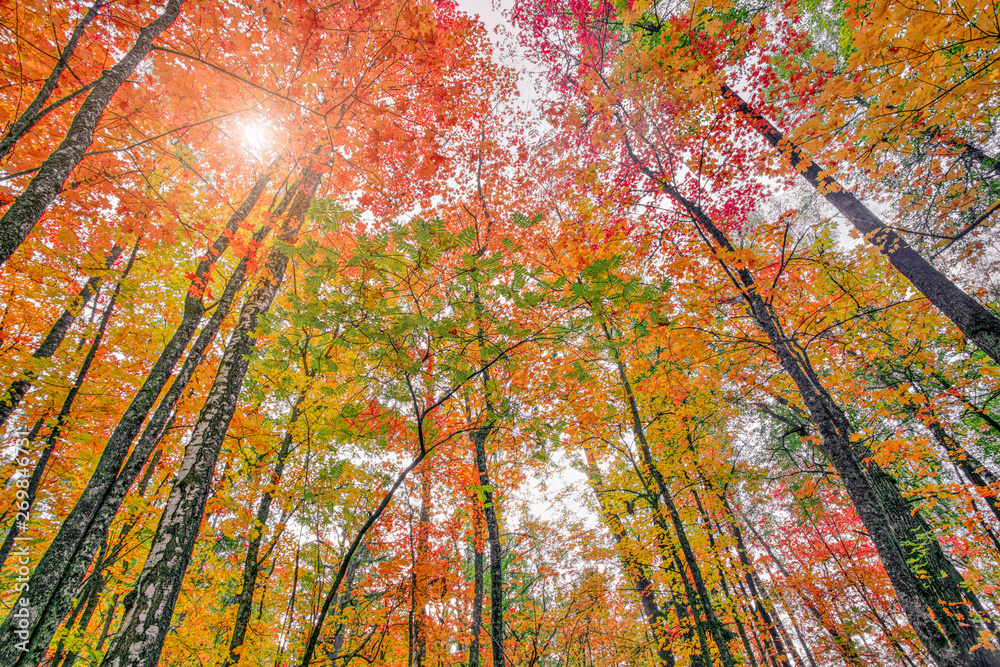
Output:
[{"left": 0, "top": 0, "right": 185, "bottom": 265}]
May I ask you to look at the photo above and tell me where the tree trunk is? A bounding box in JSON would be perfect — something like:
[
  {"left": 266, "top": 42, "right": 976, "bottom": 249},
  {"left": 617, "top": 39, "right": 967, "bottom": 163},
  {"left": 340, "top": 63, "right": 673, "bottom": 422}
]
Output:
[
  {"left": 0, "top": 243, "right": 123, "bottom": 428},
  {"left": 225, "top": 391, "right": 307, "bottom": 666},
  {"left": 582, "top": 444, "right": 675, "bottom": 667},
  {"left": 598, "top": 326, "right": 736, "bottom": 667},
  {"left": 628, "top": 445, "right": 706, "bottom": 666},
  {"left": 691, "top": 487, "right": 779, "bottom": 667},
  {"left": 716, "top": 497, "right": 794, "bottom": 667},
  {"left": 468, "top": 282, "right": 505, "bottom": 667},
  {"left": 99, "top": 172, "right": 318, "bottom": 667},
  {"left": 0, "top": 171, "right": 274, "bottom": 667},
  {"left": 0, "top": 0, "right": 186, "bottom": 265},
  {"left": 93, "top": 593, "right": 118, "bottom": 656},
  {"left": 328, "top": 545, "right": 364, "bottom": 665},
  {"left": 0, "top": 0, "right": 107, "bottom": 161},
  {"left": 635, "top": 155, "right": 997, "bottom": 666},
  {"left": 48, "top": 540, "right": 106, "bottom": 667},
  {"left": 472, "top": 418, "right": 504, "bottom": 667},
  {"left": 55, "top": 570, "right": 105, "bottom": 667},
  {"left": 721, "top": 85, "right": 1000, "bottom": 367},
  {"left": 469, "top": 502, "right": 484, "bottom": 667},
  {"left": 0, "top": 241, "right": 135, "bottom": 572}
]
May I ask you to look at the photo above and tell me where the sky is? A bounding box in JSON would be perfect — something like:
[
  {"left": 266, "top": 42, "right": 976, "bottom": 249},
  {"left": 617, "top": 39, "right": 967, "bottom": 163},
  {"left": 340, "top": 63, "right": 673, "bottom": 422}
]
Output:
[{"left": 455, "top": 0, "right": 510, "bottom": 38}]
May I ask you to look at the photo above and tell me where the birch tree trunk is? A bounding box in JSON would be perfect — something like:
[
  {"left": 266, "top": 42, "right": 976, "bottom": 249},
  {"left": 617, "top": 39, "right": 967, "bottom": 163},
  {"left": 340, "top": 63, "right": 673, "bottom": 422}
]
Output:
[
  {"left": 0, "top": 244, "right": 123, "bottom": 428},
  {"left": 0, "top": 0, "right": 107, "bottom": 161},
  {"left": 100, "top": 171, "right": 319, "bottom": 667},
  {"left": 721, "top": 86, "right": 1000, "bottom": 367},
  {"left": 0, "top": 0, "right": 186, "bottom": 265},
  {"left": 0, "top": 170, "right": 274, "bottom": 667}
]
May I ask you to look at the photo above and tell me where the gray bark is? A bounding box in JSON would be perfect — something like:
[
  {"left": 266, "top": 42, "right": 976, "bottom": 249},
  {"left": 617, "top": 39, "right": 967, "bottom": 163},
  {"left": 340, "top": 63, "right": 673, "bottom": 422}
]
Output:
[
  {"left": 0, "top": 244, "right": 123, "bottom": 428},
  {"left": 327, "top": 546, "right": 364, "bottom": 665},
  {"left": 99, "top": 172, "right": 318, "bottom": 667},
  {"left": 411, "top": 472, "right": 431, "bottom": 667},
  {"left": 54, "top": 567, "right": 105, "bottom": 667},
  {"left": 469, "top": 284, "right": 504, "bottom": 667},
  {"left": 472, "top": 422, "right": 504, "bottom": 667},
  {"left": 0, "top": 171, "right": 272, "bottom": 667},
  {"left": 583, "top": 450, "right": 675, "bottom": 667},
  {"left": 722, "top": 86, "right": 1000, "bottom": 366},
  {"left": 0, "top": 243, "right": 135, "bottom": 574},
  {"left": 0, "top": 0, "right": 186, "bottom": 265},
  {"left": 469, "top": 505, "right": 484, "bottom": 667},
  {"left": 0, "top": 0, "right": 107, "bottom": 161},
  {"left": 639, "top": 157, "right": 997, "bottom": 667}
]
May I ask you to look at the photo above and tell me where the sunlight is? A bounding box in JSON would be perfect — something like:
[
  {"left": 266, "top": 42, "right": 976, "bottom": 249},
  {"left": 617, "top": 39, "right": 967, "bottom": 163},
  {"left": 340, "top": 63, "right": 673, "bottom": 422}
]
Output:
[{"left": 239, "top": 120, "right": 271, "bottom": 157}]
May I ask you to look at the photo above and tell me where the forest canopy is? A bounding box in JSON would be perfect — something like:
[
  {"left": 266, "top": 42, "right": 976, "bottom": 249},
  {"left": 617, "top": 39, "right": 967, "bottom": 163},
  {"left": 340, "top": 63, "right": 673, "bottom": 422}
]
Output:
[{"left": 0, "top": 0, "right": 999, "bottom": 665}]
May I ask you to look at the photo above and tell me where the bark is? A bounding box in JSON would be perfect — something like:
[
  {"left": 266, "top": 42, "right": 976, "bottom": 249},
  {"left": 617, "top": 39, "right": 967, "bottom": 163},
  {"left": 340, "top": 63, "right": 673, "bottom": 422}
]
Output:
[
  {"left": 0, "top": 242, "right": 134, "bottom": 572},
  {"left": 689, "top": 488, "right": 762, "bottom": 667},
  {"left": 582, "top": 445, "right": 675, "bottom": 667},
  {"left": 0, "top": 0, "right": 186, "bottom": 266},
  {"left": 0, "top": 243, "right": 123, "bottom": 428},
  {"left": 630, "top": 447, "right": 706, "bottom": 666},
  {"left": 0, "top": 415, "right": 44, "bottom": 552},
  {"left": 472, "top": 419, "right": 504, "bottom": 667},
  {"left": 328, "top": 546, "right": 364, "bottom": 665},
  {"left": 0, "top": 0, "right": 107, "bottom": 161},
  {"left": 788, "top": 618, "right": 818, "bottom": 667},
  {"left": 100, "top": 172, "right": 318, "bottom": 667},
  {"left": 624, "top": 133, "right": 999, "bottom": 666},
  {"left": 49, "top": 563, "right": 100, "bottom": 667},
  {"left": 469, "top": 505, "right": 485, "bottom": 667},
  {"left": 470, "top": 284, "right": 505, "bottom": 667},
  {"left": 694, "top": 498, "right": 777, "bottom": 667},
  {"left": 669, "top": 546, "right": 714, "bottom": 667},
  {"left": 29, "top": 247, "right": 257, "bottom": 665},
  {"left": 599, "top": 325, "right": 736, "bottom": 667},
  {"left": 721, "top": 85, "right": 1000, "bottom": 366},
  {"left": 720, "top": 498, "right": 795, "bottom": 667},
  {"left": 737, "top": 509, "right": 867, "bottom": 667},
  {"left": 0, "top": 170, "right": 273, "bottom": 667},
  {"left": 55, "top": 571, "right": 105, "bottom": 667},
  {"left": 225, "top": 391, "right": 307, "bottom": 666},
  {"left": 947, "top": 136, "right": 1000, "bottom": 180},
  {"left": 734, "top": 577, "right": 774, "bottom": 667}
]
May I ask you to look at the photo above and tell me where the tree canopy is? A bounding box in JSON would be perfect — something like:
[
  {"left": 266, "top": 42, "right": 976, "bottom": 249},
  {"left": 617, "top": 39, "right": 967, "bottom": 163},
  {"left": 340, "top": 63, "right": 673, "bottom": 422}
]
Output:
[{"left": 1, "top": 0, "right": 999, "bottom": 665}]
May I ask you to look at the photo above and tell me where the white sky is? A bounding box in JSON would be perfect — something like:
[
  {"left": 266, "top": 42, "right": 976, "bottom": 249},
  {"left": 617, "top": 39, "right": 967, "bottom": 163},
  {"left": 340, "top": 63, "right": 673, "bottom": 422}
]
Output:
[{"left": 455, "top": 0, "right": 507, "bottom": 36}]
